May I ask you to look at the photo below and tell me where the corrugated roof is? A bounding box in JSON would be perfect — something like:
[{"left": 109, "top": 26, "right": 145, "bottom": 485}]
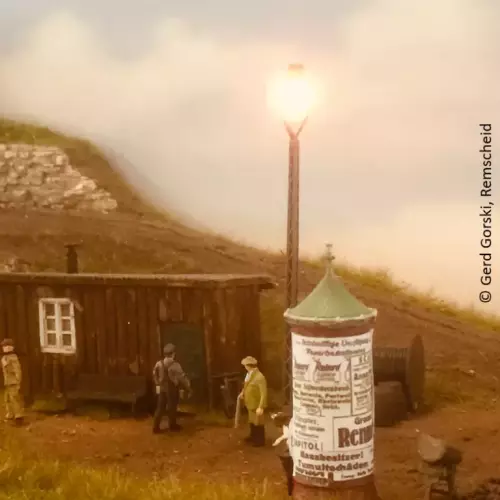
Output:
[{"left": 0, "top": 271, "right": 276, "bottom": 290}]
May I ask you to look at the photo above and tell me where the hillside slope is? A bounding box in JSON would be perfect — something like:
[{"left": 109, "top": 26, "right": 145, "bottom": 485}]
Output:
[
  {"left": 1, "top": 118, "right": 500, "bottom": 405},
  {"left": 0, "top": 118, "right": 162, "bottom": 218}
]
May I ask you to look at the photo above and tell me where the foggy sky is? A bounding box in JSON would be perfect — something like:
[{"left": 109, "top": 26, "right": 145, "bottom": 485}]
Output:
[{"left": 0, "top": 0, "right": 499, "bottom": 312}]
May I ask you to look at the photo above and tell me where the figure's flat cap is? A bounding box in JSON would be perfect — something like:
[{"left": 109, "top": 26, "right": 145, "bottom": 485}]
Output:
[
  {"left": 241, "top": 356, "right": 258, "bottom": 366},
  {"left": 1, "top": 338, "right": 13, "bottom": 347},
  {"left": 163, "top": 343, "right": 176, "bottom": 355}
]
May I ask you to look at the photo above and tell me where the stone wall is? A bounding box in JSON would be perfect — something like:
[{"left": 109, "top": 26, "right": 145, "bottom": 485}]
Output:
[
  {"left": 0, "top": 143, "right": 118, "bottom": 212},
  {"left": 0, "top": 254, "right": 30, "bottom": 272}
]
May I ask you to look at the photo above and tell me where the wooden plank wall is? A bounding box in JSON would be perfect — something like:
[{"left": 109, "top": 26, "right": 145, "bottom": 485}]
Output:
[
  {"left": 235, "top": 285, "right": 262, "bottom": 364},
  {"left": 0, "top": 281, "right": 264, "bottom": 405},
  {"left": 208, "top": 286, "right": 262, "bottom": 371}
]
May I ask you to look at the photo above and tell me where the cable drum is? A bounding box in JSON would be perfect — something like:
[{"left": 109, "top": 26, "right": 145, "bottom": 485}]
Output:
[{"left": 373, "top": 334, "right": 425, "bottom": 412}]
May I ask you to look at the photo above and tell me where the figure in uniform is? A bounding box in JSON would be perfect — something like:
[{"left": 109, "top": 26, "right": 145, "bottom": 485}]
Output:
[
  {"left": 238, "top": 356, "right": 267, "bottom": 447},
  {"left": 1, "top": 338, "right": 24, "bottom": 426},
  {"left": 152, "top": 343, "right": 191, "bottom": 433}
]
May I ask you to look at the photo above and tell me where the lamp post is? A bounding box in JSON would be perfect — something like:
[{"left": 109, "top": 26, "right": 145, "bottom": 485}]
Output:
[
  {"left": 269, "top": 63, "right": 315, "bottom": 404},
  {"left": 284, "top": 113, "right": 306, "bottom": 405}
]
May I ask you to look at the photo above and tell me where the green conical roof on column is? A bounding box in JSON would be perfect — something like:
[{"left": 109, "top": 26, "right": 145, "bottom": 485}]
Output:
[{"left": 284, "top": 244, "right": 377, "bottom": 325}]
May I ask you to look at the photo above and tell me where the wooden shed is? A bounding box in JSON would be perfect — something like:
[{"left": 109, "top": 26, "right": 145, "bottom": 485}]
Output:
[{"left": 0, "top": 272, "right": 275, "bottom": 409}]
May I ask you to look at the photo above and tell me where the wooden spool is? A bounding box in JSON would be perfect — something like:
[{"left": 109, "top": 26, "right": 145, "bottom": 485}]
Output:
[{"left": 373, "top": 334, "right": 425, "bottom": 412}]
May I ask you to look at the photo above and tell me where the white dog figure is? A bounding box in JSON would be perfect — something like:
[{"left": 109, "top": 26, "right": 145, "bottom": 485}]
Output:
[{"left": 272, "top": 414, "right": 294, "bottom": 450}]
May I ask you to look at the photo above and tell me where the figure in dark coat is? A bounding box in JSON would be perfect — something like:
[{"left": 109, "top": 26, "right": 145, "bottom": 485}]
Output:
[{"left": 152, "top": 343, "right": 191, "bottom": 433}]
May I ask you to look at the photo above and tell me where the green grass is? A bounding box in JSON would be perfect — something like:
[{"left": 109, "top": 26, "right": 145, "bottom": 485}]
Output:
[
  {"left": 307, "top": 258, "right": 500, "bottom": 332},
  {"left": 423, "top": 371, "right": 472, "bottom": 408},
  {"left": 423, "top": 368, "right": 499, "bottom": 411},
  {"left": 0, "top": 441, "right": 284, "bottom": 500}
]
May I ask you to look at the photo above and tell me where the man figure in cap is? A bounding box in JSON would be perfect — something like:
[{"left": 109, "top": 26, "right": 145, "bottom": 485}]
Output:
[
  {"left": 1, "top": 338, "right": 24, "bottom": 425},
  {"left": 152, "top": 343, "right": 191, "bottom": 433},
  {"left": 238, "top": 355, "right": 267, "bottom": 447}
]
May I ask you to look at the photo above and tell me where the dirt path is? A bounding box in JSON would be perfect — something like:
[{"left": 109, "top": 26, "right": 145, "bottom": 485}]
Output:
[{"left": 4, "top": 404, "right": 500, "bottom": 500}]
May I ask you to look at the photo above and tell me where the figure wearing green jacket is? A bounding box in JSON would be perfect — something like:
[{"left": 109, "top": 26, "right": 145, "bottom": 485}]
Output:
[
  {"left": 238, "top": 356, "right": 267, "bottom": 447},
  {"left": 1, "top": 338, "right": 24, "bottom": 426}
]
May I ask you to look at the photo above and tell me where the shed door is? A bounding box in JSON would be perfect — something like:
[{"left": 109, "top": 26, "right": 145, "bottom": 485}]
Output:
[{"left": 159, "top": 322, "right": 207, "bottom": 405}]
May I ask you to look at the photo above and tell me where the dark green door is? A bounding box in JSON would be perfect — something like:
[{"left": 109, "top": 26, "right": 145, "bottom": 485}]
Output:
[{"left": 159, "top": 322, "right": 207, "bottom": 406}]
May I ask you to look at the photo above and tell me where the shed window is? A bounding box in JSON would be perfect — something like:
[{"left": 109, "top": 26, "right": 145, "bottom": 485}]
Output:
[{"left": 38, "top": 299, "right": 76, "bottom": 354}]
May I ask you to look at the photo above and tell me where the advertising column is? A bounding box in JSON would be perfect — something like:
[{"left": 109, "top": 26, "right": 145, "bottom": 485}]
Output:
[{"left": 284, "top": 246, "right": 381, "bottom": 500}]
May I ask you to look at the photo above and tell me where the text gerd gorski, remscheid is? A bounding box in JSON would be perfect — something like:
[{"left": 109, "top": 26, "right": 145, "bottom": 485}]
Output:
[{"left": 479, "top": 123, "right": 493, "bottom": 304}]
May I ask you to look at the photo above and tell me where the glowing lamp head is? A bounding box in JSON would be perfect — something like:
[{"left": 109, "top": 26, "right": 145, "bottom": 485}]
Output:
[{"left": 268, "top": 63, "right": 316, "bottom": 124}]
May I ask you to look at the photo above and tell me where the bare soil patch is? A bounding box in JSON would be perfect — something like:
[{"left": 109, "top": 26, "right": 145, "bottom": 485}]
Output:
[{"left": 3, "top": 404, "right": 500, "bottom": 500}]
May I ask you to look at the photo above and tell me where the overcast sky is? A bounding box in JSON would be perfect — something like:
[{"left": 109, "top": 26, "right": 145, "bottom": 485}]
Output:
[{"left": 1, "top": 0, "right": 499, "bottom": 311}]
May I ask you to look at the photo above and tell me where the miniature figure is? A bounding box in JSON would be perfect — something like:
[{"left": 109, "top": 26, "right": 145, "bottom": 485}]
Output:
[
  {"left": 152, "top": 343, "right": 191, "bottom": 433},
  {"left": 272, "top": 415, "right": 293, "bottom": 448},
  {"left": 238, "top": 355, "right": 267, "bottom": 447},
  {"left": 272, "top": 411, "right": 294, "bottom": 496},
  {"left": 1, "top": 338, "right": 24, "bottom": 426}
]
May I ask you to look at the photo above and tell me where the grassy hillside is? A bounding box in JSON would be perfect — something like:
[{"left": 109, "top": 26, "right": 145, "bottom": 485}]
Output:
[
  {"left": 1, "top": 118, "right": 500, "bottom": 404},
  {"left": 0, "top": 118, "right": 162, "bottom": 218}
]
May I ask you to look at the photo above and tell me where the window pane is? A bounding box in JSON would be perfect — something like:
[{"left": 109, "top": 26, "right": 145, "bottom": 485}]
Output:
[
  {"left": 60, "top": 303, "right": 71, "bottom": 317},
  {"left": 61, "top": 318, "right": 72, "bottom": 331},
  {"left": 47, "top": 333, "right": 57, "bottom": 346},
  {"left": 62, "top": 334, "right": 73, "bottom": 347},
  {"left": 44, "top": 303, "right": 55, "bottom": 316},
  {"left": 45, "top": 318, "right": 56, "bottom": 331}
]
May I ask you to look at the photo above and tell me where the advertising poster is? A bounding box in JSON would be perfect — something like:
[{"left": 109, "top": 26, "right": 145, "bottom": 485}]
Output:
[{"left": 291, "top": 331, "right": 375, "bottom": 484}]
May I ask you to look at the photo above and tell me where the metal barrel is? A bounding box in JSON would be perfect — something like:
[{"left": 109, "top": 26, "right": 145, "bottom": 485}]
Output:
[
  {"left": 374, "top": 381, "right": 408, "bottom": 427},
  {"left": 373, "top": 334, "right": 425, "bottom": 412}
]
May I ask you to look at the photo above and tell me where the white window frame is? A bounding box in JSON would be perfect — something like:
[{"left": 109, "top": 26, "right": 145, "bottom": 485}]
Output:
[{"left": 38, "top": 298, "right": 77, "bottom": 354}]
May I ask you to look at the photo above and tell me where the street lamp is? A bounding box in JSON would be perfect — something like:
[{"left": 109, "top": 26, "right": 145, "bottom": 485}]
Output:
[{"left": 268, "top": 64, "right": 316, "bottom": 404}]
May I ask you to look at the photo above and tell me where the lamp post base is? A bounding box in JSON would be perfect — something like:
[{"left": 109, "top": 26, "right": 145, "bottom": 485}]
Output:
[{"left": 292, "top": 481, "right": 382, "bottom": 500}]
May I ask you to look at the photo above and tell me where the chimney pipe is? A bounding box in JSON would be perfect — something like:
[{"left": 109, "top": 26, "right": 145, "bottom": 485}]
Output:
[{"left": 65, "top": 244, "right": 80, "bottom": 274}]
